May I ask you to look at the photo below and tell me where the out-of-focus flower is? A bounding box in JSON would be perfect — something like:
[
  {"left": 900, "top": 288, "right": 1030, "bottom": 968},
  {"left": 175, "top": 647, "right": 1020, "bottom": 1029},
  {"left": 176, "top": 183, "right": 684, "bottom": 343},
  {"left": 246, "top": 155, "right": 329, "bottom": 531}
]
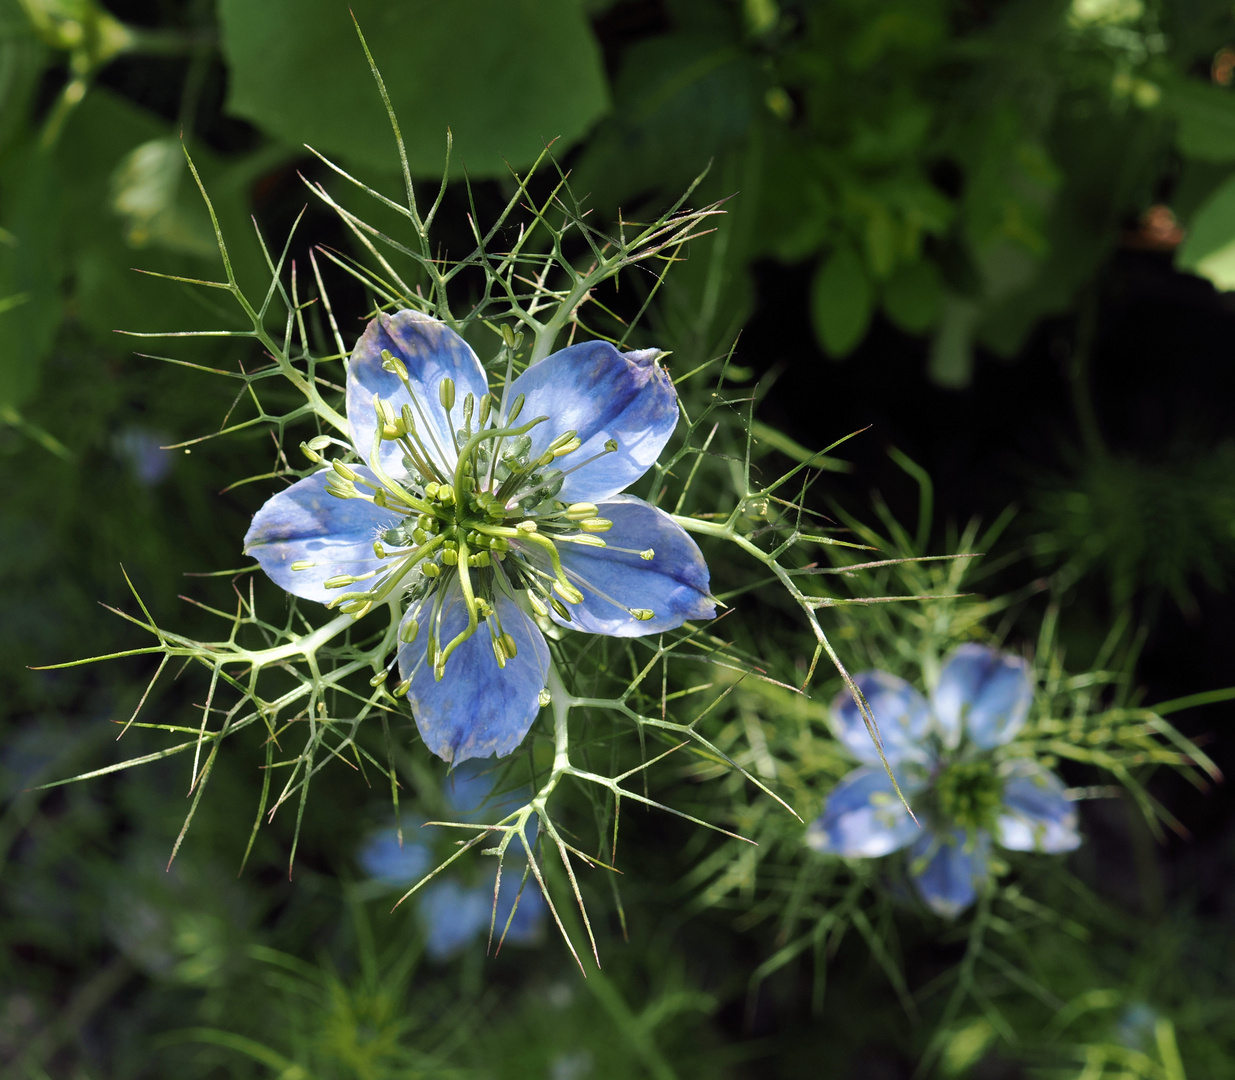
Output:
[
  {"left": 358, "top": 761, "right": 545, "bottom": 958},
  {"left": 807, "top": 644, "right": 1080, "bottom": 917},
  {"left": 245, "top": 311, "right": 714, "bottom": 764},
  {"left": 112, "top": 426, "right": 173, "bottom": 486}
]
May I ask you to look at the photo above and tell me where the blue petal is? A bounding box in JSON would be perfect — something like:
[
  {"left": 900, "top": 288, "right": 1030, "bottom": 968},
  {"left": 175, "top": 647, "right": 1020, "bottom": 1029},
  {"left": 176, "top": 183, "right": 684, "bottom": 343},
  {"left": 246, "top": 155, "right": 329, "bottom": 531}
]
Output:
[
  {"left": 544, "top": 495, "right": 714, "bottom": 636},
  {"left": 995, "top": 761, "right": 1081, "bottom": 853},
  {"left": 908, "top": 829, "right": 991, "bottom": 918},
  {"left": 441, "top": 760, "right": 539, "bottom": 849},
  {"left": 346, "top": 310, "right": 489, "bottom": 479},
  {"left": 805, "top": 766, "right": 924, "bottom": 858},
  {"left": 829, "top": 671, "right": 933, "bottom": 769},
  {"left": 419, "top": 880, "right": 491, "bottom": 959},
  {"left": 932, "top": 644, "right": 1033, "bottom": 749},
  {"left": 507, "top": 342, "right": 679, "bottom": 503},
  {"left": 243, "top": 468, "right": 398, "bottom": 602},
  {"left": 358, "top": 827, "right": 431, "bottom": 888},
  {"left": 398, "top": 577, "right": 549, "bottom": 764}
]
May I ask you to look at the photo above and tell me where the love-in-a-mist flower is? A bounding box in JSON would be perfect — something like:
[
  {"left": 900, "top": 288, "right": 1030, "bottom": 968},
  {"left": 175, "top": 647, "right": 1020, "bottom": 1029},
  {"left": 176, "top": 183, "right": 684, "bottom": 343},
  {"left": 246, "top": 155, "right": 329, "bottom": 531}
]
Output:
[
  {"left": 244, "top": 311, "right": 714, "bottom": 763},
  {"left": 807, "top": 644, "right": 1080, "bottom": 917}
]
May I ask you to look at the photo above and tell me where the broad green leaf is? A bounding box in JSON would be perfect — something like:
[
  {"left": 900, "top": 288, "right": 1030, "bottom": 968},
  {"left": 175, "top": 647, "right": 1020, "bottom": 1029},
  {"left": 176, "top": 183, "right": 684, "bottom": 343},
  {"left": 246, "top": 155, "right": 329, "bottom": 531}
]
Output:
[
  {"left": 882, "top": 258, "right": 941, "bottom": 334},
  {"left": 1166, "top": 80, "right": 1235, "bottom": 163},
  {"left": 217, "top": 0, "right": 610, "bottom": 178},
  {"left": 1177, "top": 173, "right": 1235, "bottom": 290},
  {"left": 810, "top": 243, "right": 872, "bottom": 358}
]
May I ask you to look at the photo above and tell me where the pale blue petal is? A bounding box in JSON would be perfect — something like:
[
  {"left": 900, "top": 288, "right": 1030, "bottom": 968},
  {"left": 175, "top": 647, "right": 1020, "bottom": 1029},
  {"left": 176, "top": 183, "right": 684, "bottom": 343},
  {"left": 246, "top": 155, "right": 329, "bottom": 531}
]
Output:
[
  {"left": 932, "top": 644, "right": 1033, "bottom": 749},
  {"left": 398, "top": 578, "right": 549, "bottom": 764},
  {"left": 419, "top": 880, "right": 491, "bottom": 959},
  {"left": 346, "top": 310, "right": 489, "bottom": 479},
  {"left": 995, "top": 761, "right": 1081, "bottom": 853},
  {"left": 358, "top": 827, "right": 431, "bottom": 888},
  {"left": 243, "top": 468, "right": 398, "bottom": 602},
  {"left": 805, "top": 766, "right": 924, "bottom": 858},
  {"left": 908, "top": 829, "right": 991, "bottom": 918},
  {"left": 442, "top": 760, "right": 538, "bottom": 849},
  {"left": 829, "top": 671, "right": 933, "bottom": 769},
  {"left": 544, "top": 495, "right": 714, "bottom": 636},
  {"left": 508, "top": 342, "right": 679, "bottom": 503}
]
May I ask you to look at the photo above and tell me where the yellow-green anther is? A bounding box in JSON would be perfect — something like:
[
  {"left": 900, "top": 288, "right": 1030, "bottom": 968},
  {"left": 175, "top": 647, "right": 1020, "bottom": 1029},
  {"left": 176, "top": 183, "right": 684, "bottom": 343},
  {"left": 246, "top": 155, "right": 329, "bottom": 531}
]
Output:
[
  {"left": 631, "top": 609, "right": 655, "bottom": 621},
  {"left": 527, "top": 592, "right": 548, "bottom": 616},
  {"left": 423, "top": 562, "right": 441, "bottom": 579},
  {"left": 468, "top": 550, "right": 490, "bottom": 567},
  {"left": 401, "top": 404, "right": 415, "bottom": 431},
  {"left": 300, "top": 441, "right": 323, "bottom": 464},
  {"left": 290, "top": 560, "right": 314, "bottom": 572},
  {"left": 565, "top": 503, "right": 599, "bottom": 520},
  {"left": 435, "top": 538, "right": 480, "bottom": 677},
  {"left": 500, "top": 323, "right": 518, "bottom": 349},
  {"left": 491, "top": 636, "right": 507, "bottom": 669},
  {"left": 553, "top": 580, "right": 584, "bottom": 605},
  {"left": 516, "top": 520, "right": 538, "bottom": 533},
  {"left": 400, "top": 618, "right": 419, "bottom": 644},
  {"left": 580, "top": 517, "right": 613, "bottom": 532},
  {"left": 438, "top": 487, "right": 455, "bottom": 506},
  {"left": 376, "top": 397, "right": 397, "bottom": 428},
  {"left": 382, "top": 423, "right": 401, "bottom": 440},
  {"left": 604, "top": 439, "right": 618, "bottom": 452},
  {"left": 424, "top": 482, "right": 440, "bottom": 499},
  {"left": 476, "top": 597, "right": 493, "bottom": 618},
  {"left": 380, "top": 349, "right": 408, "bottom": 381},
  {"left": 369, "top": 670, "right": 388, "bottom": 687},
  {"left": 462, "top": 393, "right": 474, "bottom": 428},
  {"left": 332, "top": 460, "right": 359, "bottom": 482},
  {"left": 426, "top": 634, "right": 437, "bottom": 668},
  {"left": 307, "top": 435, "right": 332, "bottom": 452},
  {"left": 547, "top": 429, "right": 579, "bottom": 453},
  {"left": 499, "top": 632, "right": 517, "bottom": 658},
  {"left": 640, "top": 548, "right": 655, "bottom": 561},
  {"left": 442, "top": 548, "right": 459, "bottom": 567},
  {"left": 490, "top": 537, "right": 510, "bottom": 553},
  {"left": 413, "top": 527, "right": 428, "bottom": 545},
  {"left": 373, "top": 489, "right": 388, "bottom": 508},
  {"left": 535, "top": 450, "right": 556, "bottom": 468},
  {"left": 343, "top": 600, "right": 373, "bottom": 619},
  {"left": 552, "top": 437, "right": 582, "bottom": 458},
  {"left": 507, "top": 393, "right": 525, "bottom": 422},
  {"left": 565, "top": 534, "right": 606, "bottom": 548},
  {"left": 550, "top": 597, "right": 572, "bottom": 621},
  {"left": 323, "top": 575, "right": 354, "bottom": 589},
  {"left": 325, "top": 478, "right": 356, "bottom": 498},
  {"left": 393, "top": 678, "right": 411, "bottom": 697},
  {"left": 478, "top": 394, "right": 493, "bottom": 426},
  {"left": 439, "top": 377, "right": 455, "bottom": 413},
  {"left": 373, "top": 540, "right": 386, "bottom": 559}
]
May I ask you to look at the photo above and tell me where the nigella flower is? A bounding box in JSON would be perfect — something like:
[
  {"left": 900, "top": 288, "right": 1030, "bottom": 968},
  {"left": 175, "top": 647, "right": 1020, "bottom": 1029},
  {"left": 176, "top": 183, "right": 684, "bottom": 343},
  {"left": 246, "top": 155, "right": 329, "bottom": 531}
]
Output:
[
  {"left": 807, "top": 644, "right": 1080, "bottom": 917},
  {"left": 244, "top": 311, "right": 715, "bottom": 763},
  {"left": 358, "top": 762, "right": 546, "bottom": 959}
]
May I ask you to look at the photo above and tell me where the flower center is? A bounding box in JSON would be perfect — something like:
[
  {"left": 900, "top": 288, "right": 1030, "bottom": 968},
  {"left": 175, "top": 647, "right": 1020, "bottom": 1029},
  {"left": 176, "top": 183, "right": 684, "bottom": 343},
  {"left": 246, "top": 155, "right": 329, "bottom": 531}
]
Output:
[
  {"left": 931, "top": 759, "right": 1003, "bottom": 834},
  {"left": 311, "top": 355, "right": 658, "bottom": 680}
]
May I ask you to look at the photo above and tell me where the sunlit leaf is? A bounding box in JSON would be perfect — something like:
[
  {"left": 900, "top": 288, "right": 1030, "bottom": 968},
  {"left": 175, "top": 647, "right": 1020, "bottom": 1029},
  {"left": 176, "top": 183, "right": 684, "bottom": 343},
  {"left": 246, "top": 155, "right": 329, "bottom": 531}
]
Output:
[{"left": 810, "top": 242, "right": 872, "bottom": 358}]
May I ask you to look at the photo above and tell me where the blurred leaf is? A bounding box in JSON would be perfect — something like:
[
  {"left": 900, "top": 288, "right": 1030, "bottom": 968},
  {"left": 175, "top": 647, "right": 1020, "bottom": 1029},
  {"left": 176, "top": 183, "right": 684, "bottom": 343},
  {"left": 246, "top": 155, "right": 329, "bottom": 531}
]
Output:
[
  {"left": 110, "top": 138, "right": 216, "bottom": 258},
  {"left": 1165, "top": 79, "right": 1235, "bottom": 163},
  {"left": 0, "top": 145, "right": 63, "bottom": 410},
  {"left": 883, "top": 258, "right": 942, "bottom": 334},
  {"left": 0, "top": 0, "right": 46, "bottom": 153},
  {"left": 217, "top": 0, "right": 610, "bottom": 178},
  {"left": 572, "top": 32, "right": 760, "bottom": 209},
  {"left": 810, "top": 242, "right": 872, "bottom": 358},
  {"left": 1177, "top": 173, "right": 1235, "bottom": 290},
  {"left": 928, "top": 294, "right": 979, "bottom": 387}
]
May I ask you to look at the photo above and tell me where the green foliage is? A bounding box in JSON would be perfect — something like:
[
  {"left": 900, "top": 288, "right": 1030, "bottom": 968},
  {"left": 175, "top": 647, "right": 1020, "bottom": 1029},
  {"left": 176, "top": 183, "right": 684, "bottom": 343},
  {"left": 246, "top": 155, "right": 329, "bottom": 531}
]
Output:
[{"left": 218, "top": 0, "right": 610, "bottom": 178}]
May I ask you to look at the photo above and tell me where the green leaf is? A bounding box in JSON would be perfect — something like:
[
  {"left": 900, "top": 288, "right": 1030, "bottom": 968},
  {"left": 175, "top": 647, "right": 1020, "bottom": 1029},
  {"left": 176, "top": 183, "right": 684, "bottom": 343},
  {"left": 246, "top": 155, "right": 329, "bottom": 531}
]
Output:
[
  {"left": 0, "top": 145, "right": 62, "bottom": 411},
  {"left": 882, "top": 258, "right": 941, "bottom": 334},
  {"left": 217, "top": 0, "right": 610, "bottom": 178},
  {"left": 810, "top": 243, "right": 872, "bottom": 358},
  {"left": 1166, "top": 80, "right": 1235, "bottom": 163},
  {"left": 928, "top": 294, "right": 980, "bottom": 388},
  {"left": 1177, "top": 173, "right": 1235, "bottom": 290}
]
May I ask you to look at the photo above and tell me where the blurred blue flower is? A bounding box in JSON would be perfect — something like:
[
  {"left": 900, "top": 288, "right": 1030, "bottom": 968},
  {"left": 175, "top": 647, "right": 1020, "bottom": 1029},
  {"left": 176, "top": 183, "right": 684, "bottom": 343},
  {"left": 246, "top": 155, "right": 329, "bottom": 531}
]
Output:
[
  {"left": 807, "top": 644, "right": 1080, "bottom": 917},
  {"left": 245, "top": 311, "right": 714, "bottom": 765},
  {"left": 358, "top": 761, "right": 546, "bottom": 958},
  {"left": 113, "top": 426, "right": 173, "bottom": 486}
]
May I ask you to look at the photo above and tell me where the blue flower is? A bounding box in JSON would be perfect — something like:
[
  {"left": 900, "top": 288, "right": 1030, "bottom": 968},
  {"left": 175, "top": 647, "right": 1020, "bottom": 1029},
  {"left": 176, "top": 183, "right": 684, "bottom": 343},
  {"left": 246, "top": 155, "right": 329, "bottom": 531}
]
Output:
[
  {"left": 244, "top": 311, "right": 715, "bottom": 764},
  {"left": 358, "top": 761, "right": 546, "bottom": 959},
  {"left": 806, "top": 644, "right": 1080, "bottom": 917}
]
